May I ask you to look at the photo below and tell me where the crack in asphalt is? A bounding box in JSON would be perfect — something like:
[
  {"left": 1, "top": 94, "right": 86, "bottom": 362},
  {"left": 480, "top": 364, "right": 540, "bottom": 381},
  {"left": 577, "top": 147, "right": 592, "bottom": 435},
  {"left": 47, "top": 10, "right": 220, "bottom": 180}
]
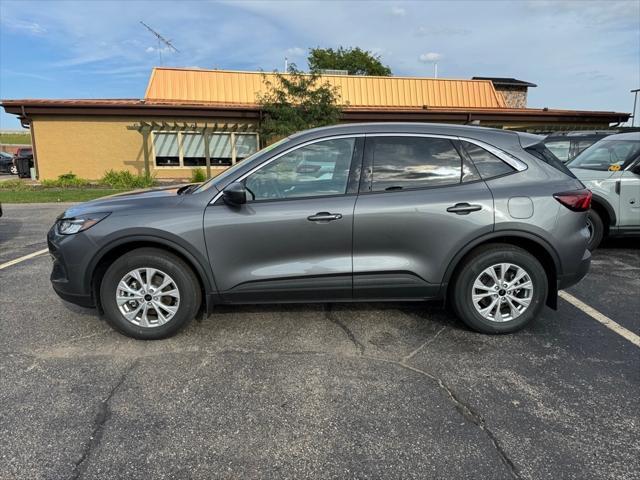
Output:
[
  {"left": 402, "top": 325, "right": 446, "bottom": 363},
  {"left": 388, "top": 358, "right": 522, "bottom": 480},
  {"left": 69, "top": 358, "right": 139, "bottom": 480},
  {"left": 323, "top": 303, "right": 365, "bottom": 355}
]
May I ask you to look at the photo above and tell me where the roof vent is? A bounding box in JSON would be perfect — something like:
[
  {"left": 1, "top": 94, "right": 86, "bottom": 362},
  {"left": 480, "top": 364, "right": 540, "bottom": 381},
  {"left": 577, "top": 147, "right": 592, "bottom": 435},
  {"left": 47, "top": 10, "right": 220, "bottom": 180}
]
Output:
[{"left": 319, "top": 69, "right": 350, "bottom": 76}]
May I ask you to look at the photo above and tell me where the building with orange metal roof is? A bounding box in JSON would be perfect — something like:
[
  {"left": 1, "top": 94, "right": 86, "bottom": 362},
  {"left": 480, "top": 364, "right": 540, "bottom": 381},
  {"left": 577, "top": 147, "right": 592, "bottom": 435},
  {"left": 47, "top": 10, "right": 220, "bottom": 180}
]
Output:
[{"left": 1, "top": 67, "right": 630, "bottom": 180}]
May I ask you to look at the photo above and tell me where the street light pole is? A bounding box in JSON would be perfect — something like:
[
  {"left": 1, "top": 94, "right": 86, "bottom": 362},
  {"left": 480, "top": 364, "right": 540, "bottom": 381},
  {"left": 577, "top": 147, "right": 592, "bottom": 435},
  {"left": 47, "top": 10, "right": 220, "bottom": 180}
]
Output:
[{"left": 632, "top": 88, "right": 640, "bottom": 127}]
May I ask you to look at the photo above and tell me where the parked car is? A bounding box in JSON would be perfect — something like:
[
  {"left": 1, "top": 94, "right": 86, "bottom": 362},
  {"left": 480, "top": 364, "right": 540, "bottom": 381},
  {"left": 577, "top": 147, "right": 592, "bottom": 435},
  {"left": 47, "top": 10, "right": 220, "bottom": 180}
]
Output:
[
  {"left": 567, "top": 132, "right": 640, "bottom": 250},
  {"left": 0, "top": 152, "right": 17, "bottom": 174},
  {"left": 544, "top": 131, "right": 615, "bottom": 163},
  {"left": 48, "top": 123, "right": 591, "bottom": 339}
]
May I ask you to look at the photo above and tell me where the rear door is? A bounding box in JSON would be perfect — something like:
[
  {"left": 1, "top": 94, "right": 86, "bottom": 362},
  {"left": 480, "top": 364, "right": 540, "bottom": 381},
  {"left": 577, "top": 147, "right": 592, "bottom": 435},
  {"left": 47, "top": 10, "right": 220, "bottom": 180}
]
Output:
[
  {"left": 203, "top": 136, "right": 363, "bottom": 302},
  {"left": 352, "top": 134, "right": 494, "bottom": 299}
]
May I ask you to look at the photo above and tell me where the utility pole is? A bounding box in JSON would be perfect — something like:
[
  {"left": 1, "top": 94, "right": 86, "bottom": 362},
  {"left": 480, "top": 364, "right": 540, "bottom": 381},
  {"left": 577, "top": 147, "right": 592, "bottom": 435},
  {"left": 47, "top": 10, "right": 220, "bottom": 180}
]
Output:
[
  {"left": 140, "top": 21, "right": 179, "bottom": 65},
  {"left": 631, "top": 88, "right": 640, "bottom": 127}
]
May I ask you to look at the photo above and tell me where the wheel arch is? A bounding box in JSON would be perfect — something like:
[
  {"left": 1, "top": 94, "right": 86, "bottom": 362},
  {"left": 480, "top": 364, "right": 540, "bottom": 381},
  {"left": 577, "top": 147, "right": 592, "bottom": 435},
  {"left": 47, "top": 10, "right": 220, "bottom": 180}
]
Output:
[
  {"left": 88, "top": 236, "right": 214, "bottom": 313},
  {"left": 442, "top": 231, "right": 560, "bottom": 309},
  {"left": 590, "top": 194, "right": 615, "bottom": 230}
]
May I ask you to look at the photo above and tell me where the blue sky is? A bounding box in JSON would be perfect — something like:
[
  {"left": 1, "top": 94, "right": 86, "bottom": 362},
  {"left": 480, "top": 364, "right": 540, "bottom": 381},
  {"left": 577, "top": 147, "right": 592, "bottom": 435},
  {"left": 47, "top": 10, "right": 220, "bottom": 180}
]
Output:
[{"left": 1, "top": 0, "right": 639, "bottom": 129}]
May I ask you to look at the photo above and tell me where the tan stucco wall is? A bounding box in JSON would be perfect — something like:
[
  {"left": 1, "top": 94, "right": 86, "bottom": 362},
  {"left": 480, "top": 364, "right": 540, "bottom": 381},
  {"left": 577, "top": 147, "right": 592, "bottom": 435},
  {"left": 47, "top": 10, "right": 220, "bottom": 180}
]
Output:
[{"left": 30, "top": 115, "right": 253, "bottom": 180}]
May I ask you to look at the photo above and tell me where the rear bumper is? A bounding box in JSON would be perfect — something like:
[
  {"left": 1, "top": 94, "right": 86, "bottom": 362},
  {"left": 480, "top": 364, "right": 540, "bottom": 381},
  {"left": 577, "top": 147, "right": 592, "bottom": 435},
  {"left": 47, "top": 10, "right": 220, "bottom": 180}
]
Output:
[{"left": 558, "top": 247, "right": 591, "bottom": 290}]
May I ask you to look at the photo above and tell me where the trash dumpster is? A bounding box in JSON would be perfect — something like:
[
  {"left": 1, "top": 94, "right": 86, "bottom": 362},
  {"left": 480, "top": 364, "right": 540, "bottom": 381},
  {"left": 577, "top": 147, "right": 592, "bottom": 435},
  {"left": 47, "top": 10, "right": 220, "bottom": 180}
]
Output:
[{"left": 15, "top": 157, "right": 32, "bottom": 178}]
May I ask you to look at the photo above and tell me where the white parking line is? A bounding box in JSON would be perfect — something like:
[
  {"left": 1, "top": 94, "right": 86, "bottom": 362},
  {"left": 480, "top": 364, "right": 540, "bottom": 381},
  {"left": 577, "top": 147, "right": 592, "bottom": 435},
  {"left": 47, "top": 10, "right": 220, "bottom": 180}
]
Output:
[
  {"left": 559, "top": 291, "right": 640, "bottom": 348},
  {"left": 0, "top": 248, "right": 49, "bottom": 271}
]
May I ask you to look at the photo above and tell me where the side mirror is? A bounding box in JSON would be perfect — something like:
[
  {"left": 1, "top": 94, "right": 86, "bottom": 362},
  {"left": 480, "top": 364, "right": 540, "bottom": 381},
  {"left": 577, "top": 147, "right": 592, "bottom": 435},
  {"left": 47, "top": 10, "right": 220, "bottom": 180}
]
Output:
[
  {"left": 632, "top": 163, "right": 640, "bottom": 175},
  {"left": 222, "top": 181, "right": 247, "bottom": 205}
]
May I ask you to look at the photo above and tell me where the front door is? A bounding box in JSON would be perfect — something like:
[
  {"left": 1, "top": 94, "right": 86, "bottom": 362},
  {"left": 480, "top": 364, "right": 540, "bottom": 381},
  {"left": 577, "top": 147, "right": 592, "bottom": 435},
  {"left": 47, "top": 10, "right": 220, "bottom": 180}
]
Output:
[
  {"left": 619, "top": 166, "right": 640, "bottom": 227},
  {"left": 203, "top": 136, "right": 362, "bottom": 303}
]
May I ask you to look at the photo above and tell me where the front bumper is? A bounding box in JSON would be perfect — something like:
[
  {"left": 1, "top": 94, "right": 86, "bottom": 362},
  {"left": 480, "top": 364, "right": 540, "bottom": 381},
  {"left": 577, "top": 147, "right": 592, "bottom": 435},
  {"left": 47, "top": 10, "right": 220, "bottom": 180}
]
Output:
[
  {"left": 558, "top": 247, "right": 591, "bottom": 290},
  {"left": 48, "top": 226, "right": 96, "bottom": 308}
]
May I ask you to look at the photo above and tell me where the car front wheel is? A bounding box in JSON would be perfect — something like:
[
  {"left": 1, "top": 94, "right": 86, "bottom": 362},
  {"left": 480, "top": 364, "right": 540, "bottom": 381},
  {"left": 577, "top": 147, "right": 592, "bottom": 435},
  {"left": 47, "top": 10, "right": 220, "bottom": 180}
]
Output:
[
  {"left": 451, "top": 244, "right": 548, "bottom": 334},
  {"left": 100, "top": 248, "right": 201, "bottom": 339},
  {"left": 586, "top": 209, "right": 604, "bottom": 251}
]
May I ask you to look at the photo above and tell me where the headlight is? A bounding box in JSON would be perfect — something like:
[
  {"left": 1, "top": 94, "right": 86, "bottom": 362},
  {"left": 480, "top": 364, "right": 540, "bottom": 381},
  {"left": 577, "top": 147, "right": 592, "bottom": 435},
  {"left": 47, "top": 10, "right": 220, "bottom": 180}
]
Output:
[{"left": 57, "top": 212, "right": 110, "bottom": 235}]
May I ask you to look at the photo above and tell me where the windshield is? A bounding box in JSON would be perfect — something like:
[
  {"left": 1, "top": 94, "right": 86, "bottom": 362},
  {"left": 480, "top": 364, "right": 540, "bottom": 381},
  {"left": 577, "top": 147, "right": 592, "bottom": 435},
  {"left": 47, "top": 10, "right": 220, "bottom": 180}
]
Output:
[
  {"left": 193, "top": 136, "right": 290, "bottom": 193},
  {"left": 568, "top": 139, "right": 640, "bottom": 171}
]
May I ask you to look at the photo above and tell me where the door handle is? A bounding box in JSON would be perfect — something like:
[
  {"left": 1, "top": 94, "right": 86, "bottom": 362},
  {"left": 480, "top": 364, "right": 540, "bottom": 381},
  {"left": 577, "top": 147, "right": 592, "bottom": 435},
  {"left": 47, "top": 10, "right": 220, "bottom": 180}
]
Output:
[
  {"left": 307, "top": 212, "right": 343, "bottom": 222},
  {"left": 446, "top": 203, "right": 482, "bottom": 215}
]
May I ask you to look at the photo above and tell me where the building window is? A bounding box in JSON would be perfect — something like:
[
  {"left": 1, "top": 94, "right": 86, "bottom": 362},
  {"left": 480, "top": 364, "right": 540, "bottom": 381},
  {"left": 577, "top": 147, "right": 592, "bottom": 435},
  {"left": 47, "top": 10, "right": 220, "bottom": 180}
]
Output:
[
  {"left": 209, "top": 134, "right": 233, "bottom": 166},
  {"left": 153, "top": 133, "right": 180, "bottom": 166},
  {"left": 153, "top": 131, "right": 259, "bottom": 168},
  {"left": 182, "top": 133, "right": 206, "bottom": 167},
  {"left": 235, "top": 134, "right": 259, "bottom": 161}
]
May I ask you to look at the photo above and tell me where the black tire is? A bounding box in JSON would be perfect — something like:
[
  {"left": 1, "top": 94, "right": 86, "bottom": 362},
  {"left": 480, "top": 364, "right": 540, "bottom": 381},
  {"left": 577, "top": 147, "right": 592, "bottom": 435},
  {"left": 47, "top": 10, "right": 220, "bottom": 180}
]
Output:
[
  {"left": 100, "top": 248, "right": 201, "bottom": 340},
  {"left": 450, "top": 244, "right": 548, "bottom": 334},
  {"left": 586, "top": 209, "right": 604, "bottom": 251}
]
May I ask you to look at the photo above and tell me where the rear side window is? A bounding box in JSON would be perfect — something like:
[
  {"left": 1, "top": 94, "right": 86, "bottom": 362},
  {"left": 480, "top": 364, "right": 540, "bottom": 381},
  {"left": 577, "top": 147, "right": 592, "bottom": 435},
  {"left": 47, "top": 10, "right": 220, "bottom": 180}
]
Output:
[
  {"left": 461, "top": 141, "right": 514, "bottom": 179},
  {"left": 369, "top": 137, "right": 462, "bottom": 192}
]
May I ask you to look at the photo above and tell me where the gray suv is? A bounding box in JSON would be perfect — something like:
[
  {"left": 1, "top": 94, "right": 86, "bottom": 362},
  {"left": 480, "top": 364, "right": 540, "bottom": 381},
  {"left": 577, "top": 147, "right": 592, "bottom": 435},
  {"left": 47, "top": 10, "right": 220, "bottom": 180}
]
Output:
[{"left": 47, "top": 123, "right": 591, "bottom": 339}]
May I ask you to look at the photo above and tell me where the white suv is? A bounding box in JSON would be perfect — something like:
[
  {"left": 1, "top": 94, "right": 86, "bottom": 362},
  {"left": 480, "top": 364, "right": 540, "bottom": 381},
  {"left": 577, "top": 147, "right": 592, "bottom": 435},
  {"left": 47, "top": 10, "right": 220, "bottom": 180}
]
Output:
[{"left": 568, "top": 132, "right": 640, "bottom": 249}]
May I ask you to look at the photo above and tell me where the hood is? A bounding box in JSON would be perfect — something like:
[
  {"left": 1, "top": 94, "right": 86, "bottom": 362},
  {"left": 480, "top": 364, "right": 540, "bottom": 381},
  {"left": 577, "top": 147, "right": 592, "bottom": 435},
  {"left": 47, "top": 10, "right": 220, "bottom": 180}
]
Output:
[
  {"left": 569, "top": 168, "right": 615, "bottom": 182},
  {"left": 61, "top": 184, "right": 191, "bottom": 218}
]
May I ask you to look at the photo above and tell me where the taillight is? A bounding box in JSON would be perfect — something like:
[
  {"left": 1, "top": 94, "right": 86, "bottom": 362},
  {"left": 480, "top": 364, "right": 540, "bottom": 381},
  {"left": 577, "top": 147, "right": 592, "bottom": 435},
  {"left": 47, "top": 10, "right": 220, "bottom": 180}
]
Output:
[{"left": 553, "top": 189, "right": 592, "bottom": 212}]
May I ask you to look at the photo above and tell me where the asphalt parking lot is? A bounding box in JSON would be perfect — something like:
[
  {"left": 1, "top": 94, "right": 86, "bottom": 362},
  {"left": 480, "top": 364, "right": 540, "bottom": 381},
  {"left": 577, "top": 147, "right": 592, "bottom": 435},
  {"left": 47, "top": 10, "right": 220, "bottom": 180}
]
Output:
[{"left": 0, "top": 203, "right": 638, "bottom": 480}]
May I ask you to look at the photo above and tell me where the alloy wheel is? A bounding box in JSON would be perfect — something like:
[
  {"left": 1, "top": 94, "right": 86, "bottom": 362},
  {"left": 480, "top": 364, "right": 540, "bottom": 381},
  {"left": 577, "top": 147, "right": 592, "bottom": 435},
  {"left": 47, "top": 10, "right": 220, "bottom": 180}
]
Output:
[
  {"left": 471, "top": 263, "right": 533, "bottom": 322},
  {"left": 116, "top": 267, "right": 180, "bottom": 328}
]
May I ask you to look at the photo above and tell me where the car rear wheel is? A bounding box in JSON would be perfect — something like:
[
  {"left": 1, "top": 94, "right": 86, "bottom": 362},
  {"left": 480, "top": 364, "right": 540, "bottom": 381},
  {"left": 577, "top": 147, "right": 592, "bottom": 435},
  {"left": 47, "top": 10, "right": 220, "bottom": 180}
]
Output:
[
  {"left": 451, "top": 244, "right": 548, "bottom": 334},
  {"left": 586, "top": 209, "right": 604, "bottom": 251},
  {"left": 100, "top": 248, "right": 201, "bottom": 339}
]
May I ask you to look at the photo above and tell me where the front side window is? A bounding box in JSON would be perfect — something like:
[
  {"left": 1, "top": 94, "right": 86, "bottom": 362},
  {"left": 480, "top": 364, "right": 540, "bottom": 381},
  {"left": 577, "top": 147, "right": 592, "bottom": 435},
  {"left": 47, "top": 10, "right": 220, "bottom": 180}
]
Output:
[
  {"left": 462, "top": 141, "right": 514, "bottom": 179},
  {"left": 244, "top": 138, "right": 355, "bottom": 201},
  {"left": 370, "top": 137, "right": 462, "bottom": 192}
]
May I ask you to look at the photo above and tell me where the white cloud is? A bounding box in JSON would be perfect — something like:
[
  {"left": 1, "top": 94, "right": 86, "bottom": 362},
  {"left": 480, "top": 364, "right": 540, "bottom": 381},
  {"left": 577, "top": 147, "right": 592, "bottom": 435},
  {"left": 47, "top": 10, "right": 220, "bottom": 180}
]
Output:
[
  {"left": 286, "top": 47, "right": 305, "bottom": 56},
  {"left": 415, "top": 25, "right": 470, "bottom": 36},
  {"left": 419, "top": 52, "right": 442, "bottom": 63},
  {"left": 3, "top": 20, "right": 47, "bottom": 35},
  {"left": 391, "top": 6, "right": 406, "bottom": 16}
]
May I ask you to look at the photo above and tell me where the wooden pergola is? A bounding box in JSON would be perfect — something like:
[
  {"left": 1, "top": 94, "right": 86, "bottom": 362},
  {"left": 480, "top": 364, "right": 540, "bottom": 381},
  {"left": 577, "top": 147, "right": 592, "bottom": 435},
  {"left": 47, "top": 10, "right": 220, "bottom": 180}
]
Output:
[{"left": 127, "top": 121, "right": 258, "bottom": 178}]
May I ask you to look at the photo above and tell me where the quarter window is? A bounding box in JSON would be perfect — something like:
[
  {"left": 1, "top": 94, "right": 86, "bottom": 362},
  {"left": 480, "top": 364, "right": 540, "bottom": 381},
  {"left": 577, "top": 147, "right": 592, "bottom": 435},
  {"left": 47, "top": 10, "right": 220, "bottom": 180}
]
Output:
[
  {"left": 461, "top": 141, "right": 514, "bottom": 179},
  {"left": 244, "top": 138, "right": 356, "bottom": 201},
  {"left": 370, "top": 137, "right": 462, "bottom": 192}
]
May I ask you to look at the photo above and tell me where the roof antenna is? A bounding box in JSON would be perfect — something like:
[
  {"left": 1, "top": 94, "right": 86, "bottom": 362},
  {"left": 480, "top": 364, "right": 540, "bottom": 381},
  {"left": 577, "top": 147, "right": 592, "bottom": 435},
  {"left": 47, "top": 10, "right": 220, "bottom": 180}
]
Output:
[{"left": 140, "top": 21, "right": 179, "bottom": 66}]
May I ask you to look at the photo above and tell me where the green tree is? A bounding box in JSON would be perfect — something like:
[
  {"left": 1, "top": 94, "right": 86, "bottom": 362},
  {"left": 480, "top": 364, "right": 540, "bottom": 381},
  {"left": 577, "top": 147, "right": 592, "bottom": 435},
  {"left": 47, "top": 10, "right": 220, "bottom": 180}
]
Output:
[
  {"left": 257, "top": 65, "right": 342, "bottom": 142},
  {"left": 308, "top": 47, "right": 392, "bottom": 76}
]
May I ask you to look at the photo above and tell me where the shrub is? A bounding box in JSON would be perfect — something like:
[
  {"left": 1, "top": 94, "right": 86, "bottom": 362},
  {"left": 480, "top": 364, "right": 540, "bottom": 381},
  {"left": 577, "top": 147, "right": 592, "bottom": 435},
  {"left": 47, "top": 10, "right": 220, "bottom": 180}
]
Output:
[
  {"left": 40, "top": 173, "right": 90, "bottom": 188},
  {"left": 190, "top": 168, "right": 207, "bottom": 183},
  {"left": 0, "top": 179, "right": 28, "bottom": 190},
  {"left": 100, "top": 170, "right": 156, "bottom": 189}
]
